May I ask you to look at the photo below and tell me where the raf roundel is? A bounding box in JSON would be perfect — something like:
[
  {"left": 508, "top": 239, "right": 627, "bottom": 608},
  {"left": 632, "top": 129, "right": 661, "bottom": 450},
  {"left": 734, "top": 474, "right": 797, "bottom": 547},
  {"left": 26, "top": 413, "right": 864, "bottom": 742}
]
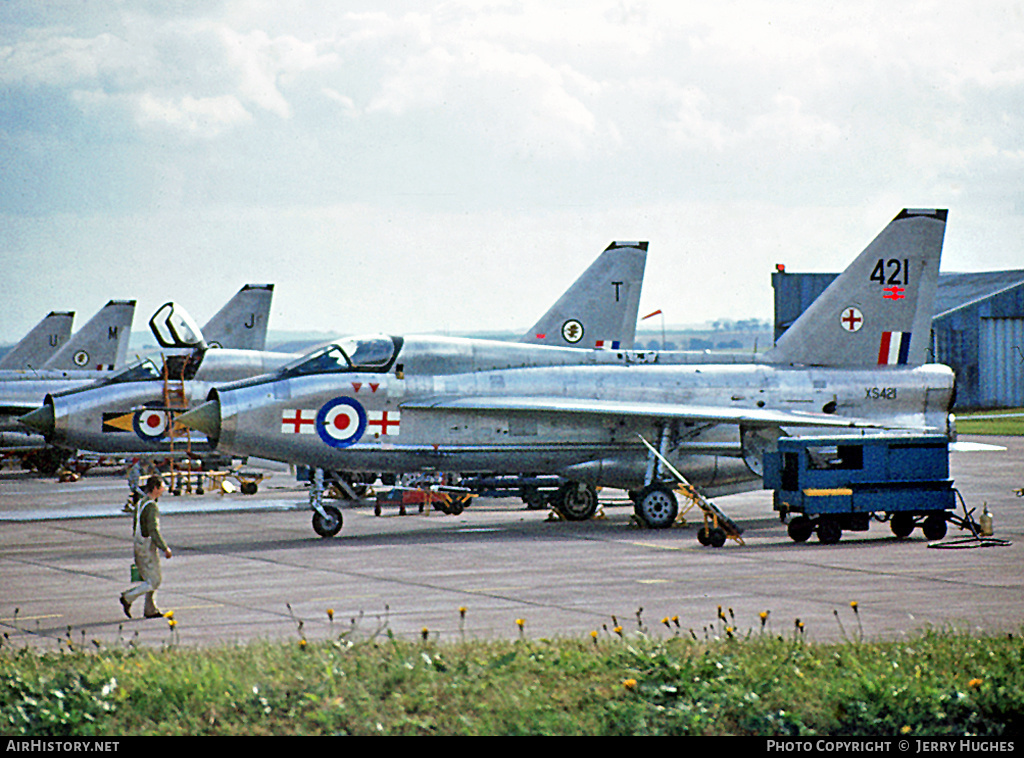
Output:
[
  {"left": 316, "top": 397, "right": 368, "bottom": 448},
  {"left": 133, "top": 408, "right": 169, "bottom": 440}
]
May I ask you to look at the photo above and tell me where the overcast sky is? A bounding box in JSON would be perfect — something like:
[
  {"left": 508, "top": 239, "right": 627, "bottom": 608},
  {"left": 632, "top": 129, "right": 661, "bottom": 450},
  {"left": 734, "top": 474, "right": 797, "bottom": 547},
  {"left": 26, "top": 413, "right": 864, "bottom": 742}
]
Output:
[{"left": 2, "top": 1, "right": 1022, "bottom": 346}]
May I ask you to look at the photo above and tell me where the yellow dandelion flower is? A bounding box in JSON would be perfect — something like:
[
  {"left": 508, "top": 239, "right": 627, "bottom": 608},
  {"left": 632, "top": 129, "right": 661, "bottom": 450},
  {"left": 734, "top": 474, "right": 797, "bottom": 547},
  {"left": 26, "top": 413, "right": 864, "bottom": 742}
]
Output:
[
  {"left": 163, "top": 610, "right": 174, "bottom": 619},
  {"left": 661, "top": 617, "right": 670, "bottom": 627},
  {"left": 623, "top": 678, "right": 637, "bottom": 690},
  {"left": 613, "top": 625, "right": 623, "bottom": 636},
  {"left": 516, "top": 618, "right": 525, "bottom": 629},
  {"left": 850, "top": 601, "right": 859, "bottom": 612},
  {"left": 167, "top": 618, "right": 177, "bottom": 629},
  {"left": 590, "top": 630, "right": 599, "bottom": 641},
  {"left": 459, "top": 606, "right": 467, "bottom": 618},
  {"left": 421, "top": 627, "right": 429, "bottom": 641},
  {"left": 299, "top": 638, "right": 307, "bottom": 648},
  {"left": 901, "top": 725, "right": 912, "bottom": 735},
  {"left": 968, "top": 678, "right": 983, "bottom": 689},
  {"left": 327, "top": 608, "right": 334, "bottom": 621}
]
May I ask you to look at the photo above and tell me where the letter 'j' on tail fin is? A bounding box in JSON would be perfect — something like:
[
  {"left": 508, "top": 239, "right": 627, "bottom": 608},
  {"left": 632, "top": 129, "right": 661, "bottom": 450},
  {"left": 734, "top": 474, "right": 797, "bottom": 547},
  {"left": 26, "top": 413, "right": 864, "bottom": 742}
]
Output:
[
  {"left": 767, "top": 209, "right": 947, "bottom": 368},
  {"left": 520, "top": 242, "right": 647, "bottom": 350}
]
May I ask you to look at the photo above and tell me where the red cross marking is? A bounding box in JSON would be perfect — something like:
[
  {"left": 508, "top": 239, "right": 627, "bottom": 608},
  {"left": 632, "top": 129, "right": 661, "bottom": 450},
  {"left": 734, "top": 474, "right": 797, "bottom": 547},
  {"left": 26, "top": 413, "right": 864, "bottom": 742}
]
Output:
[
  {"left": 282, "top": 410, "right": 315, "bottom": 434},
  {"left": 841, "top": 309, "right": 862, "bottom": 331},
  {"left": 367, "top": 411, "right": 400, "bottom": 435}
]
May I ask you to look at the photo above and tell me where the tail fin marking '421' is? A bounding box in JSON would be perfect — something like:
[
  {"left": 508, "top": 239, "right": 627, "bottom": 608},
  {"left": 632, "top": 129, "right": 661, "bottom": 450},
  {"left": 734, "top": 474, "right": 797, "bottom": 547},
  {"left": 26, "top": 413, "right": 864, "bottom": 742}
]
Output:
[{"left": 766, "top": 209, "right": 947, "bottom": 368}]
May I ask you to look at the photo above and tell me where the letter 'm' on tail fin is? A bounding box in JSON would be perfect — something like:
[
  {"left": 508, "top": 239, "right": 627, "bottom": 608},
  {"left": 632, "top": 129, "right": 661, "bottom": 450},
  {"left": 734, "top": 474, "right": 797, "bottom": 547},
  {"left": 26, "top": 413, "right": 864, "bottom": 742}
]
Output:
[
  {"left": 203, "top": 284, "right": 274, "bottom": 351},
  {"left": 766, "top": 209, "right": 946, "bottom": 368},
  {"left": 520, "top": 242, "right": 647, "bottom": 350},
  {"left": 0, "top": 311, "right": 74, "bottom": 370},
  {"left": 41, "top": 300, "right": 136, "bottom": 371}
]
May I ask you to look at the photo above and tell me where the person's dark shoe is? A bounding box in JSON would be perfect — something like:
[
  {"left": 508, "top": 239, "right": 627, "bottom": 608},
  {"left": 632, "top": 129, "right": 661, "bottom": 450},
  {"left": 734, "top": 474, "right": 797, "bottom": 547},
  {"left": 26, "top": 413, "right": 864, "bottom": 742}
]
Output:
[
  {"left": 119, "top": 595, "right": 132, "bottom": 619},
  {"left": 144, "top": 609, "right": 165, "bottom": 619}
]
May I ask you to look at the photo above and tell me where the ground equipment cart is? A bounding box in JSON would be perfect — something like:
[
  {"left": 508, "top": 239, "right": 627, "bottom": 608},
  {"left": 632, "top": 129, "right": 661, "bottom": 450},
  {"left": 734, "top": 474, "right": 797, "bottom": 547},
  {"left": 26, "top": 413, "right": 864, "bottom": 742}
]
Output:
[{"left": 763, "top": 434, "right": 956, "bottom": 544}]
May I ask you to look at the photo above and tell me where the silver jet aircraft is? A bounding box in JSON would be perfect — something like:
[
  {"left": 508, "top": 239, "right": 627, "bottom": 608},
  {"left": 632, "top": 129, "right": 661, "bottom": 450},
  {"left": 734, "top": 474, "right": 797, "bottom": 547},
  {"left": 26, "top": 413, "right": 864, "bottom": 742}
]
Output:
[
  {"left": 174, "top": 210, "right": 954, "bottom": 538},
  {"left": 22, "top": 243, "right": 649, "bottom": 460},
  {"left": 0, "top": 299, "right": 136, "bottom": 428},
  {"left": 6, "top": 285, "right": 273, "bottom": 470},
  {"left": 0, "top": 311, "right": 75, "bottom": 370}
]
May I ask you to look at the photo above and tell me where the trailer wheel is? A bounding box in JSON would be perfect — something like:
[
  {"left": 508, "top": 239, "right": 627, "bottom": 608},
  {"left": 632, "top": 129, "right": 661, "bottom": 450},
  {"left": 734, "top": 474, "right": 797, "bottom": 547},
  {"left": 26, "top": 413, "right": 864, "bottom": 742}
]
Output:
[
  {"left": 312, "top": 505, "right": 343, "bottom": 538},
  {"left": 554, "top": 482, "right": 598, "bottom": 521},
  {"left": 816, "top": 516, "right": 842, "bottom": 545},
  {"left": 787, "top": 516, "right": 814, "bottom": 543},
  {"left": 890, "top": 513, "right": 915, "bottom": 539},
  {"left": 634, "top": 484, "right": 678, "bottom": 529},
  {"left": 922, "top": 514, "right": 947, "bottom": 541},
  {"left": 706, "top": 527, "right": 727, "bottom": 548}
]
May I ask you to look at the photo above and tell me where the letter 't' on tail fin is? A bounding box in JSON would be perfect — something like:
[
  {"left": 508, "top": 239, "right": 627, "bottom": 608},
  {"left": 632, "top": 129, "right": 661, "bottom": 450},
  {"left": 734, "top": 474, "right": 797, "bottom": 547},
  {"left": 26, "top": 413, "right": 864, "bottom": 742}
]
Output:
[
  {"left": 0, "top": 311, "right": 74, "bottom": 370},
  {"left": 766, "top": 209, "right": 946, "bottom": 368},
  {"left": 520, "top": 242, "right": 648, "bottom": 350},
  {"left": 203, "top": 284, "right": 274, "bottom": 351}
]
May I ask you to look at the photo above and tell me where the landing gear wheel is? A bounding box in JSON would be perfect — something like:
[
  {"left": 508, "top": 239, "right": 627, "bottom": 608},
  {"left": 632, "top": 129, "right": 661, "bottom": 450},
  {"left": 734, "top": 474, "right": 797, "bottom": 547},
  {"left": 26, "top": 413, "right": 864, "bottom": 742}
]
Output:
[
  {"left": 787, "top": 516, "right": 814, "bottom": 543},
  {"left": 312, "top": 505, "right": 343, "bottom": 538},
  {"left": 240, "top": 481, "right": 258, "bottom": 495},
  {"left": 816, "top": 516, "right": 842, "bottom": 545},
  {"left": 922, "top": 514, "right": 948, "bottom": 541},
  {"left": 554, "top": 482, "right": 598, "bottom": 521},
  {"left": 890, "top": 513, "right": 915, "bottom": 539},
  {"left": 634, "top": 484, "right": 678, "bottom": 529}
]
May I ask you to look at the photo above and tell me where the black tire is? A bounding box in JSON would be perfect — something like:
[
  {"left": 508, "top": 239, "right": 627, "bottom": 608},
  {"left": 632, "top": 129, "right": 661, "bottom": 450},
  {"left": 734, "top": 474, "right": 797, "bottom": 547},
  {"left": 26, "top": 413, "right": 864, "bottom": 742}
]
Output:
[
  {"left": 240, "top": 481, "right": 258, "bottom": 495},
  {"left": 555, "top": 482, "right": 598, "bottom": 521},
  {"left": 696, "top": 527, "right": 710, "bottom": 546},
  {"left": 787, "top": 516, "right": 814, "bottom": 543},
  {"left": 312, "top": 505, "right": 343, "bottom": 538},
  {"left": 922, "top": 514, "right": 948, "bottom": 541},
  {"left": 447, "top": 495, "right": 467, "bottom": 516},
  {"left": 890, "top": 513, "right": 915, "bottom": 539},
  {"left": 816, "top": 516, "right": 842, "bottom": 545},
  {"left": 634, "top": 484, "right": 678, "bottom": 529},
  {"left": 707, "top": 527, "right": 727, "bottom": 548}
]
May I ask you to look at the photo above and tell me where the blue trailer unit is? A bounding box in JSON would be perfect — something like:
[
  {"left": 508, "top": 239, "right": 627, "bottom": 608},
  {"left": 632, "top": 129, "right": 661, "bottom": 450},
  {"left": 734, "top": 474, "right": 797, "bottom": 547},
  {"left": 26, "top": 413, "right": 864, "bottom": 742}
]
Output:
[{"left": 763, "top": 434, "right": 956, "bottom": 544}]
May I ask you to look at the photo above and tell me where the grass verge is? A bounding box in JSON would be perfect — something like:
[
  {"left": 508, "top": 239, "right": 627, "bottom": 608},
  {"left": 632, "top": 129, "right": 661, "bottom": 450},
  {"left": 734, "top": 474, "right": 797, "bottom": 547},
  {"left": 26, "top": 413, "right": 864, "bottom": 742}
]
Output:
[
  {"left": 3, "top": 611, "right": 1022, "bottom": 736},
  {"left": 955, "top": 408, "right": 1024, "bottom": 436}
]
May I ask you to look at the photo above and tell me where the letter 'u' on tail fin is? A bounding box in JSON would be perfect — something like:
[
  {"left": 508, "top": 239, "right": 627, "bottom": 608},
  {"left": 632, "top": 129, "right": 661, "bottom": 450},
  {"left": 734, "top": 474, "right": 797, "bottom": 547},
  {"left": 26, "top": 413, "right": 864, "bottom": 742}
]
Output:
[{"left": 766, "top": 209, "right": 947, "bottom": 368}]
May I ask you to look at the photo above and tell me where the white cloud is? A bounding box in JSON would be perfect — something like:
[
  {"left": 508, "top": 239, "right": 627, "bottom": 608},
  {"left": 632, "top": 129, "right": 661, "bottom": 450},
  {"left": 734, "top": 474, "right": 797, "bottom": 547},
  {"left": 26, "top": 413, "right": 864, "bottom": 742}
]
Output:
[{"left": 136, "top": 91, "right": 252, "bottom": 137}]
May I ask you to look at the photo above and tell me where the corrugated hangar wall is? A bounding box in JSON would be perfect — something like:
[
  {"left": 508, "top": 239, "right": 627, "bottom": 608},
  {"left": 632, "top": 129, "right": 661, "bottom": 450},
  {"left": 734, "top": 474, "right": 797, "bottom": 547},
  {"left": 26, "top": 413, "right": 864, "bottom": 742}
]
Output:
[{"left": 772, "top": 270, "right": 1024, "bottom": 409}]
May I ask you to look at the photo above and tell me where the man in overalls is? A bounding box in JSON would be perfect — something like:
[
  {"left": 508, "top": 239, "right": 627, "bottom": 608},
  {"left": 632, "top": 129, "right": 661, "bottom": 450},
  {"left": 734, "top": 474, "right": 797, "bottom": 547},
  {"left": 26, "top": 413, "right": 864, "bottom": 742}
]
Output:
[{"left": 120, "top": 474, "right": 173, "bottom": 619}]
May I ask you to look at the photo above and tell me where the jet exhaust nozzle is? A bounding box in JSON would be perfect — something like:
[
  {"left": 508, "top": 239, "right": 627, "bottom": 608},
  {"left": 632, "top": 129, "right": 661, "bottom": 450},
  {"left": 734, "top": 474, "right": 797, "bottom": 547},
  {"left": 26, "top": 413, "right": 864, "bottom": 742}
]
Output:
[
  {"left": 19, "top": 404, "right": 55, "bottom": 437},
  {"left": 175, "top": 400, "right": 221, "bottom": 441}
]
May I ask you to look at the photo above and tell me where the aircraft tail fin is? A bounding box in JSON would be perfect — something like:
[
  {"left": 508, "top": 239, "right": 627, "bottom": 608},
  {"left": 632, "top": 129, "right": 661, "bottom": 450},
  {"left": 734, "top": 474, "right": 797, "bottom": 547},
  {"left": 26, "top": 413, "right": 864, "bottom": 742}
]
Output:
[
  {"left": 520, "top": 242, "right": 647, "bottom": 349},
  {"left": 41, "top": 300, "right": 136, "bottom": 372},
  {"left": 203, "top": 284, "right": 274, "bottom": 351},
  {"left": 0, "top": 311, "right": 74, "bottom": 370},
  {"left": 765, "top": 209, "right": 946, "bottom": 368}
]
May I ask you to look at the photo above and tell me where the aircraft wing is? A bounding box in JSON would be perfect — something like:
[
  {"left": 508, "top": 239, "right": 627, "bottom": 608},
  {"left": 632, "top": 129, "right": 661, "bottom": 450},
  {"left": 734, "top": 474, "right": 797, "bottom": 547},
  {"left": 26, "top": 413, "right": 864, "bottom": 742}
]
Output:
[{"left": 401, "top": 396, "right": 886, "bottom": 429}]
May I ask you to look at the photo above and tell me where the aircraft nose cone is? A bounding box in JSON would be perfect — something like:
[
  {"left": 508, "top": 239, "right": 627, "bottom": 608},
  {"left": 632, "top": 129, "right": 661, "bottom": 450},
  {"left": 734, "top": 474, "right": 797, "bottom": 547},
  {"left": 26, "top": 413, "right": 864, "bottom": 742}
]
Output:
[
  {"left": 175, "top": 400, "right": 221, "bottom": 439},
  {"left": 20, "top": 405, "right": 55, "bottom": 437}
]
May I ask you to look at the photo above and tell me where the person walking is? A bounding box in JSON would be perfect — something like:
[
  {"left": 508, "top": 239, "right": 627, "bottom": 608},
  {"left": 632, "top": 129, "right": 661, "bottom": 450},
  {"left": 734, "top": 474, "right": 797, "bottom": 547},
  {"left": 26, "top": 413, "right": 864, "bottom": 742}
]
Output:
[
  {"left": 120, "top": 474, "right": 173, "bottom": 619},
  {"left": 124, "top": 457, "right": 144, "bottom": 513}
]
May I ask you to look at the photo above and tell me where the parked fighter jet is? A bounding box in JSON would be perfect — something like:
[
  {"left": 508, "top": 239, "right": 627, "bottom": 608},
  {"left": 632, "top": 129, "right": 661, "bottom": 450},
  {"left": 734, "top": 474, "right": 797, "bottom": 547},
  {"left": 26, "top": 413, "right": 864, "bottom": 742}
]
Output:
[
  {"left": 173, "top": 210, "right": 954, "bottom": 538},
  {"left": 0, "top": 311, "right": 75, "bottom": 370},
  {"left": 0, "top": 300, "right": 136, "bottom": 426},
  {"left": 4, "top": 285, "right": 274, "bottom": 471},
  {"left": 21, "top": 243, "right": 650, "bottom": 460}
]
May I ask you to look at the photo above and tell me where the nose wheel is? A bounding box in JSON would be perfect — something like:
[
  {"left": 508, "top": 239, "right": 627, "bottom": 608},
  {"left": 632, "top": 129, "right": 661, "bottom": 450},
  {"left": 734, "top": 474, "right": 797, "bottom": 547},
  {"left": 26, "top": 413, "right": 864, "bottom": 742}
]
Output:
[{"left": 312, "top": 504, "right": 343, "bottom": 538}]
